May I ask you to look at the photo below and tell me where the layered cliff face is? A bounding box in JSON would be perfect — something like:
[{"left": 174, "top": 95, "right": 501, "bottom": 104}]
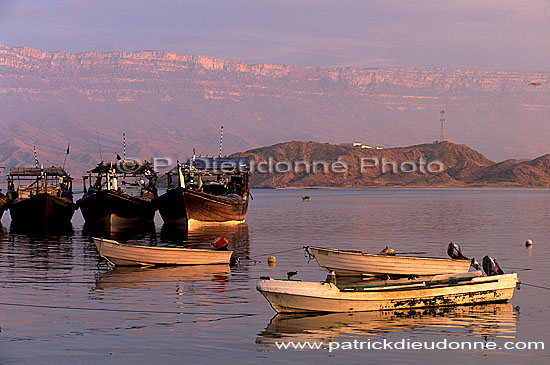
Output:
[{"left": 0, "top": 43, "right": 549, "bottom": 178}]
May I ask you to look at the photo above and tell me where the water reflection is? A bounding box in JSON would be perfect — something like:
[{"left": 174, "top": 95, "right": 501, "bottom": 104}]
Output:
[
  {"left": 81, "top": 221, "right": 157, "bottom": 243},
  {"left": 91, "top": 265, "right": 234, "bottom": 311},
  {"left": 9, "top": 221, "right": 74, "bottom": 237},
  {"left": 161, "top": 221, "right": 250, "bottom": 257},
  {"left": 2, "top": 189, "right": 548, "bottom": 364},
  {"left": 257, "top": 303, "right": 517, "bottom": 346},
  {"left": 94, "top": 264, "right": 231, "bottom": 290},
  {"left": 3, "top": 225, "right": 75, "bottom": 273}
]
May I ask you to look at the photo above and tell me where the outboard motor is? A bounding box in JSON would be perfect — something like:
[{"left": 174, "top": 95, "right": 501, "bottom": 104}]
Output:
[
  {"left": 229, "top": 254, "right": 239, "bottom": 267},
  {"left": 379, "top": 247, "right": 396, "bottom": 256},
  {"left": 325, "top": 271, "right": 336, "bottom": 284},
  {"left": 287, "top": 271, "right": 298, "bottom": 280},
  {"left": 447, "top": 242, "right": 469, "bottom": 260},
  {"left": 482, "top": 255, "right": 504, "bottom": 276}
]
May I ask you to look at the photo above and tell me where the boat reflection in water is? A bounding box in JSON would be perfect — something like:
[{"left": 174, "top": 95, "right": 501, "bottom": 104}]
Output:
[
  {"left": 160, "top": 221, "right": 250, "bottom": 259},
  {"left": 82, "top": 220, "right": 156, "bottom": 243},
  {"left": 9, "top": 221, "right": 74, "bottom": 237},
  {"left": 257, "top": 303, "right": 517, "bottom": 346},
  {"left": 5, "top": 225, "right": 75, "bottom": 269},
  {"left": 92, "top": 264, "right": 232, "bottom": 308},
  {"left": 95, "top": 264, "right": 231, "bottom": 290}
]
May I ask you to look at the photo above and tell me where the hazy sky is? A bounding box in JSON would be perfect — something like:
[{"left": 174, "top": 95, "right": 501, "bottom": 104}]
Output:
[{"left": 1, "top": 0, "right": 549, "bottom": 71}]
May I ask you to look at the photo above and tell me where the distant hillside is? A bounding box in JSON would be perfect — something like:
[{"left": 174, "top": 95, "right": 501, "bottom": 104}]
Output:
[
  {"left": 1, "top": 42, "right": 550, "bottom": 179},
  {"left": 232, "top": 141, "right": 550, "bottom": 188}
]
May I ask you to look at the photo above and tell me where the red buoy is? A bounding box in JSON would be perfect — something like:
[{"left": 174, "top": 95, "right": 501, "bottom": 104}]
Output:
[{"left": 212, "top": 237, "right": 229, "bottom": 250}]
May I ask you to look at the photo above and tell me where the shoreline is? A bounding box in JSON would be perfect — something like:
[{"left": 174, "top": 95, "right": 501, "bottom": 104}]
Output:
[{"left": 252, "top": 185, "right": 550, "bottom": 190}]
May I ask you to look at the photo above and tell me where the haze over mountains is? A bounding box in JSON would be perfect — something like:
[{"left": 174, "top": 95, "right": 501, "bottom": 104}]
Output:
[{"left": 1, "top": 42, "right": 549, "bottom": 179}]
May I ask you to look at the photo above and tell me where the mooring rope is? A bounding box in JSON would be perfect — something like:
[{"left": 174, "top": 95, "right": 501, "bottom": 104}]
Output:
[
  {"left": 245, "top": 246, "right": 304, "bottom": 260},
  {"left": 0, "top": 279, "right": 220, "bottom": 284},
  {"left": 519, "top": 282, "right": 550, "bottom": 290},
  {"left": 0, "top": 301, "right": 259, "bottom": 316}
]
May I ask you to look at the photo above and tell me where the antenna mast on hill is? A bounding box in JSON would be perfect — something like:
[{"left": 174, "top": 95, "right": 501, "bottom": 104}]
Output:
[
  {"left": 219, "top": 126, "right": 224, "bottom": 157},
  {"left": 440, "top": 110, "right": 445, "bottom": 142},
  {"left": 33, "top": 146, "right": 38, "bottom": 167}
]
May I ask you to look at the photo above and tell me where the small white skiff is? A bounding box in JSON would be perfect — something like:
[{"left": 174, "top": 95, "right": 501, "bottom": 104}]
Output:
[
  {"left": 93, "top": 237, "right": 233, "bottom": 266},
  {"left": 308, "top": 246, "right": 472, "bottom": 277},
  {"left": 256, "top": 271, "right": 518, "bottom": 313}
]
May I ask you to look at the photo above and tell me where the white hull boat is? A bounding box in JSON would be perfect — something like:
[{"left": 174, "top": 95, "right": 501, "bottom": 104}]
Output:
[
  {"left": 256, "top": 272, "right": 518, "bottom": 313},
  {"left": 308, "top": 246, "right": 472, "bottom": 277},
  {"left": 93, "top": 237, "right": 233, "bottom": 266}
]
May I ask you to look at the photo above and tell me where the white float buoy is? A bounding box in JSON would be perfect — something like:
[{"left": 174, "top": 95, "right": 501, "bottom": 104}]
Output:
[{"left": 525, "top": 239, "right": 533, "bottom": 247}]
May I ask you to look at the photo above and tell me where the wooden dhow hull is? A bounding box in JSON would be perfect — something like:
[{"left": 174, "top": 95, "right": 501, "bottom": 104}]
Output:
[
  {"left": 309, "top": 246, "right": 472, "bottom": 277},
  {"left": 154, "top": 187, "right": 187, "bottom": 225},
  {"left": 93, "top": 237, "right": 233, "bottom": 266},
  {"left": 184, "top": 189, "right": 248, "bottom": 222},
  {"left": 0, "top": 192, "right": 7, "bottom": 219},
  {"left": 156, "top": 187, "right": 249, "bottom": 224},
  {"left": 8, "top": 193, "right": 75, "bottom": 226},
  {"left": 256, "top": 273, "right": 518, "bottom": 313},
  {"left": 78, "top": 190, "right": 155, "bottom": 227}
]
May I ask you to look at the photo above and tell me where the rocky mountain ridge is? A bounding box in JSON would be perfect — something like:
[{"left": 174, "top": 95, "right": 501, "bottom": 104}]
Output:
[
  {"left": 234, "top": 141, "right": 550, "bottom": 188},
  {"left": 1, "top": 43, "right": 549, "bottom": 179}
]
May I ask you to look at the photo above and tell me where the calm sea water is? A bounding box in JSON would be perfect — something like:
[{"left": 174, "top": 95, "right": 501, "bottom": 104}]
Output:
[{"left": 1, "top": 189, "right": 549, "bottom": 364}]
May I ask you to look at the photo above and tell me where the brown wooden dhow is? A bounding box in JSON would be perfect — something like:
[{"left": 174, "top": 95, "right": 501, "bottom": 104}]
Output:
[
  {"left": 0, "top": 167, "right": 7, "bottom": 218},
  {"left": 156, "top": 156, "right": 250, "bottom": 225},
  {"left": 0, "top": 191, "right": 7, "bottom": 219},
  {"left": 77, "top": 161, "right": 157, "bottom": 228},
  {"left": 6, "top": 166, "right": 75, "bottom": 226}
]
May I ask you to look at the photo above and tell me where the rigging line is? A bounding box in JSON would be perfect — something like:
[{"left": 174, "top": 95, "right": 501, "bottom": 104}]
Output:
[
  {"left": 96, "top": 128, "right": 103, "bottom": 161},
  {"left": 202, "top": 129, "right": 222, "bottom": 155},
  {"left": 62, "top": 141, "right": 70, "bottom": 169},
  {"left": 0, "top": 302, "right": 260, "bottom": 316}
]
